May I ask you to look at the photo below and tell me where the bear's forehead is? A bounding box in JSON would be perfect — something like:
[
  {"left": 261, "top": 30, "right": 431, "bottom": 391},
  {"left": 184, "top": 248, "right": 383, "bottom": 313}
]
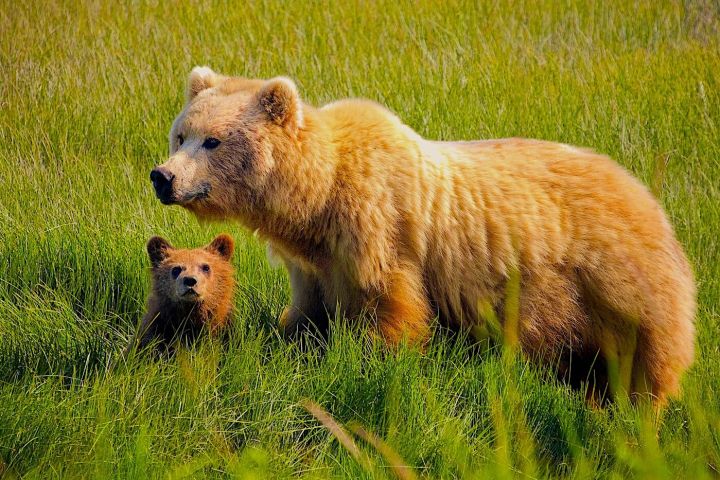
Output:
[
  {"left": 182, "top": 92, "right": 255, "bottom": 130},
  {"left": 188, "top": 89, "right": 254, "bottom": 114},
  {"left": 217, "top": 77, "right": 265, "bottom": 94},
  {"left": 164, "top": 249, "right": 220, "bottom": 266}
]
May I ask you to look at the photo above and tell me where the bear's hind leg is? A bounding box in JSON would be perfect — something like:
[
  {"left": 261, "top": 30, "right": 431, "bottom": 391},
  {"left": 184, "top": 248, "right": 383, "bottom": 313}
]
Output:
[{"left": 579, "top": 252, "right": 694, "bottom": 405}]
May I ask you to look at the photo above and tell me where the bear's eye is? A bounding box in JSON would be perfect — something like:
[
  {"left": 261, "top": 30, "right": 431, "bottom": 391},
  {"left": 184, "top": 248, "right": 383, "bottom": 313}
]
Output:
[
  {"left": 177, "top": 134, "right": 184, "bottom": 146},
  {"left": 171, "top": 266, "right": 182, "bottom": 278},
  {"left": 201, "top": 264, "right": 211, "bottom": 273},
  {"left": 202, "top": 137, "right": 221, "bottom": 150}
]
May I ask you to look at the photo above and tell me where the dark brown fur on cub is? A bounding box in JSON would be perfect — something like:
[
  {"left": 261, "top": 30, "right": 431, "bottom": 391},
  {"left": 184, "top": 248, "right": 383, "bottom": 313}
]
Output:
[{"left": 126, "top": 234, "right": 235, "bottom": 355}]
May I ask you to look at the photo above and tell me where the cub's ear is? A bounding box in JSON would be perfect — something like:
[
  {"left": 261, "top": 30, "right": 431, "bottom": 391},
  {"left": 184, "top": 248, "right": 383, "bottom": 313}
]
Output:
[
  {"left": 187, "top": 66, "right": 221, "bottom": 101},
  {"left": 206, "top": 233, "right": 235, "bottom": 261},
  {"left": 256, "top": 77, "right": 303, "bottom": 131},
  {"left": 147, "top": 236, "right": 173, "bottom": 267}
]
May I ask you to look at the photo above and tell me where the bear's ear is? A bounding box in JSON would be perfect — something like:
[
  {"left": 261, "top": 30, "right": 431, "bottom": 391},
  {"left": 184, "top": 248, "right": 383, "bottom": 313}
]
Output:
[
  {"left": 206, "top": 233, "right": 234, "bottom": 261},
  {"left": 147, "top": 236, "right": 173, "bottom": 267},
  {"left": 255, "top": 77, "right": 303, "bottom": 131},
  {"left": 187, "top": 66, "right": 221, "bottom": 101}
]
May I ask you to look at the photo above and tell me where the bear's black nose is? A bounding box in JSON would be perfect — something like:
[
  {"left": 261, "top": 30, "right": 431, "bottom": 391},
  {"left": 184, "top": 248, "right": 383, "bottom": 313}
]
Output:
[
  {"left": 150, "top": 167, "right": 175, "bottom": 204},
  {"left": 183, "top": 276, "right": 197, "bottom": 287}
]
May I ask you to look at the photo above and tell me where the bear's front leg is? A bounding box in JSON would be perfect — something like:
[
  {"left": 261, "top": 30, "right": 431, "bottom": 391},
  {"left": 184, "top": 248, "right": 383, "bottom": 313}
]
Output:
[
  {"left": 279, "top": 261, "right": 330, "bottom": 339},
  {"left": 373, "top": 267, "right": 432, "bottom": 346},
  {"left": 122, "top": 309, "right": 161, "bottom": 359}
]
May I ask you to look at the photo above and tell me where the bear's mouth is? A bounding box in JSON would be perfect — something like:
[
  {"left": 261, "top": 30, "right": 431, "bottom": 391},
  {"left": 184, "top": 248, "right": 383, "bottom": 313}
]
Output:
[
  {"left": 178, "top": 183, "right": 211, "bottom": 205},
  {"left": 181, "top": 288, "right": 199, "bottom": 299}
]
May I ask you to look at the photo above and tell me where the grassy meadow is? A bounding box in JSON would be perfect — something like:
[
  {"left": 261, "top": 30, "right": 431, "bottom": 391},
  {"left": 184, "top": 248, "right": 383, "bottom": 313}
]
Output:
[{"left": 1, "top": 0, "right": 719, "bottom": 477}]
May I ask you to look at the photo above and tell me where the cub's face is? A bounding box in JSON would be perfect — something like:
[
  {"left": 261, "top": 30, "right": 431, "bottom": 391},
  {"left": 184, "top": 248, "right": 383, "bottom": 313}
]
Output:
[
  {"left": 147, "top": 234, "right": 235, "bottom": 304},
  {"left": 150, "top": 67, "right": 303, "bottom": 219}
]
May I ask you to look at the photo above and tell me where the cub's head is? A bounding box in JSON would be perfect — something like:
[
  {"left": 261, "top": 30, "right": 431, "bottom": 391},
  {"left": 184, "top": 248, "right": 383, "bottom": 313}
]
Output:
[
  {"left": 146, "top": 234, "right": 235, "bottom": 305},
  {"left": 150, "top": 66, "right": 304, "bottom": 219}
]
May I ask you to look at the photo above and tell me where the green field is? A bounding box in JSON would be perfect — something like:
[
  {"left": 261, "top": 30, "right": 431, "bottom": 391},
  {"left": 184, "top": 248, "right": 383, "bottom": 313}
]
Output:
[{"left": 1, "top": 1, "right": 719, "bottom": 478}]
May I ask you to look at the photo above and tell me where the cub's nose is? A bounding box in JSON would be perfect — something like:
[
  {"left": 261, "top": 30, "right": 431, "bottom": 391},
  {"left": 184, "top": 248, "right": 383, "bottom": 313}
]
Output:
[
  {"left": 183, "top": 276, "right": 197, "bottom": 287},
  {"left": 150, "top": 167, "right": 175, "bottom": 204}
]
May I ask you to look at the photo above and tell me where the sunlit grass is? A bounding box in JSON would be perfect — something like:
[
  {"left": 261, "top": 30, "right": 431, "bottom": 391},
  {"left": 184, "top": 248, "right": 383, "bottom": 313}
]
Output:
[{"left": 1, "top": 0, "right": 719, "bottom": 478}]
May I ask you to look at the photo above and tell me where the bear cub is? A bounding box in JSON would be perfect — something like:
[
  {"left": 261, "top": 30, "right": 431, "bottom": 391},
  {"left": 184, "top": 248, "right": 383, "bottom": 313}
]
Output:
[{"left": 125, "top": 234, "right": 235, "bottom": 356}]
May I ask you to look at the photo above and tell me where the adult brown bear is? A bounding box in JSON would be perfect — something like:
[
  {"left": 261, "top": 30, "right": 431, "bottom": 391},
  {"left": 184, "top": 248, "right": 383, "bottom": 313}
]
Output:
[{"left": 150, "top": 67, "right": 695, "bottom": 404}]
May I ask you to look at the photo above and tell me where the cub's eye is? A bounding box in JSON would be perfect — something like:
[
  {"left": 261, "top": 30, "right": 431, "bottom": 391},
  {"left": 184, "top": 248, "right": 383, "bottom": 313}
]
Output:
[
  {"left": 171, "top": 266, "right": 182, "bottom": 278},
  {"left": 177, "top": 134, "right": 184, "bottom": 146},
  {"left": 201, "top": 264, "right": 211, "bottom": 273},
  {"left": 202, "top": 137, "right": 221, "bottom": 150}
]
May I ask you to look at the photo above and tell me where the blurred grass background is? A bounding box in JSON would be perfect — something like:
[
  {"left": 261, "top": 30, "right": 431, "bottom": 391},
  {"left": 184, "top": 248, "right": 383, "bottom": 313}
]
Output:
[{"left": 0, "top": 0, "right": 719, "bottom": 477}]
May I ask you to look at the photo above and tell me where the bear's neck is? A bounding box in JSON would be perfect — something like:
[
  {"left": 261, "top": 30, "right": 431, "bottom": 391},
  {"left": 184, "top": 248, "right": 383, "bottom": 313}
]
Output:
[
  {"left": 242, "top": 108, "right": 340, "bottom": 269},
  {"left": 244, "top": 104, "right": 427, "bottom": 273},
  {"left": 157, "top": 299, "right": 211, "bottom": 325}
]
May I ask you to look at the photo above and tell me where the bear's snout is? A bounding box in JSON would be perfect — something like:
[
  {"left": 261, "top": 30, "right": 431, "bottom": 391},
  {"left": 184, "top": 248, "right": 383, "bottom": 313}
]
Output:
[{"left": 150, "top": 167, "right": 175, "bottom": 204}]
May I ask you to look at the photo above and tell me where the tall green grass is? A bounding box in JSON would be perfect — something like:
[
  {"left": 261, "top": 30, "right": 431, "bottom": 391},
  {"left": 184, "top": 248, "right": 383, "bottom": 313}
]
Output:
[{"left": 1, "top": 0, "right": 719, "bottom": 477}]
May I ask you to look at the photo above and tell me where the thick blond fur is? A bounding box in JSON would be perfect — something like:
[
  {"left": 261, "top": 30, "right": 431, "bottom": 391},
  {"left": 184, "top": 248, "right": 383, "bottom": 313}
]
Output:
[{"left": 156, "top": 68, "right": 696, "bottom": 404}]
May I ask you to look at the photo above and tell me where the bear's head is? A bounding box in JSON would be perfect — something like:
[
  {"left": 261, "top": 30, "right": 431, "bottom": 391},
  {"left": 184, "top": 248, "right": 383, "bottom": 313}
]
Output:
[
  {"left": 147, "top": 233, "right": 235, "bottom": 307},
  {"left": 151, "top": 67, "right": 310, "bottom": 222}
]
